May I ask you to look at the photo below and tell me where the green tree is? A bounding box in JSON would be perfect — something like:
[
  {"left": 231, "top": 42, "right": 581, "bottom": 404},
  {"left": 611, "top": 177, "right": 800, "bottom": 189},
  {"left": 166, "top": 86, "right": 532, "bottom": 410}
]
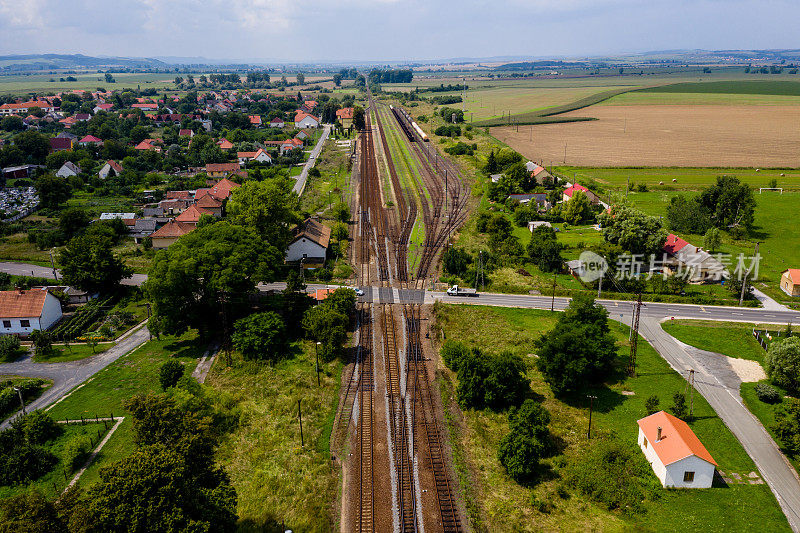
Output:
[
  {"left": 703, "top": 227, "right": 721, "bottom": 252},
  {"left": 34, "top": 174, "right": 72, "bottom": 209},
  {"left": 1, "top": 115, "right": 24, "bottom": 132},
  {"left": 773, "top": 398, "right": 800, "bottom": 455},
  {"left": 13, "top": 130, "right": 50, "bottom": 164},
  {"left": 498, "top": 399, "right": 552, "bottom": 483},
  {"left": 302, "top": 304, "right": 348, "bottom": 361},
  {"left": 597, "top": 204, "right": 668, "bottom": 256},
  {"left": 29, "top": 330, "right": 54, "bottom": 359},
  {"left": 535, "top": 294, "right": 617, "bottom": 397},
  {"left": 442, "top": 247, "right": 471, "bottom": 277},
  {"left": 671, "top": 391, "right": 688, "bottom": 419},
  {"left": 58, "top": 207, "right": 91, "bottom": 239},
  {"left": 0, "top": 489, "right": 66, "bottom": 531},
  {"left": 645, "top": 395, "right": 660, "bottom": 416},
  {"left": 59, "top": 233, "right": 132, "bottom": 294},
  {"left": 296, "top": 72, "right": 305, "bottom": 85},
  {"left": 352, "top": 106, "right": 366, "bottom": 130},
  {"left": 484, "top": 149, "right": 498, "bottom": 174},
  {"left": 456, "top": 348, "right": 528, "bottom": 410},
  {"left": 145, "top": 222, "right": 282, "bottom": 335},
  {"left": 698, "top": 175, "right": 756, "bottom": 230},
  {"left": 561, "top": 190, "right": 594, "bottom": 225},
  {"left": 526, "top": 225, "right": 563, "bottom": 273},
  {"left": 333, "top": 73, "right": 342, "bottom": 86},
  {"left": 440, "top": 340, "right": 471, "bottom": 372},
  {"left": 765, "top": 336, "right": 800, "bottom": 394},
  {"left": 159, "top": 360, "right": 184, "bottom": 390},
  {"left": 231, "top": 312, "right": 288, "bottom": 362},
  {"left": 226, "top": 177, "right": 300, "bottom": 250}
]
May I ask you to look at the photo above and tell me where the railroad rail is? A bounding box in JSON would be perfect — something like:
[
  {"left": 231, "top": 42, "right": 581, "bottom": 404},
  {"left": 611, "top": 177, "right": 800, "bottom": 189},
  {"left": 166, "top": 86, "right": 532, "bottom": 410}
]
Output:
[{"left": 357, "top": 303, "right": 375, "bottom": 533}]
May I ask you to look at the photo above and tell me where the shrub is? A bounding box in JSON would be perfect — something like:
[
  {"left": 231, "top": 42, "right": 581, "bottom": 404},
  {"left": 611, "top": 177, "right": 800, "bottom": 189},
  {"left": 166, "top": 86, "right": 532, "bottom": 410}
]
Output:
[
  {"left": 159, "top": 360, "right": 185, "bottom": 390},
  {"left": 755, "top": 383, "right": 782, "bottom": 404},
  {"left": 440, "top": 340, "right": 470, "bottom": 372},
  {"left": 15, "top": 410, "right": 62, "bottom": 445},
  {"left": 62, "top": 433, "right": 93, "bottom": 472},
  {"left": 773, "top": 398, "right": 800, "bottom": 455},
  {"left": 564, "top": 436, "right": 659, "bottom": 514},
  {"left": 498, "top": 399, "right": 552, "bottom": 483},
  {"left": 0, "top": 444, "right": 58, "bottom": 485},
  {"left": 456, "top": 348, "right": 528, "bottom": 410},
  {"left": 0, "top": 335, "right": 22, "bottom": 362},
  {"left": 232, "top": 311, "right": 288, "bottom": 362},
  {"left": 670, "top": 392, "right": 688, "bottom": 419},
  {"left": 765, "top": 336, "right": 800, "bottom": 394},
  {"left": 644, "top": 395, "right": 660, "bottom": 416}
]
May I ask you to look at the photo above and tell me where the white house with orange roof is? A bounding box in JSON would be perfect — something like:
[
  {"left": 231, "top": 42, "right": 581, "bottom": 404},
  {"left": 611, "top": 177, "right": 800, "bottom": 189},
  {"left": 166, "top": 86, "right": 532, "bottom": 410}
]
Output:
[
  {"left": 780, "top": 269, "right": 800, "bottom": 296},
  {"left": 637, "top": 411, "right": 717, "bottom": 488},
  {"left": 294, "top": 112, "right": 319, "bottom": 129},
  {"left": 0, "top": 288, "right": 63, "bottom": 335}
]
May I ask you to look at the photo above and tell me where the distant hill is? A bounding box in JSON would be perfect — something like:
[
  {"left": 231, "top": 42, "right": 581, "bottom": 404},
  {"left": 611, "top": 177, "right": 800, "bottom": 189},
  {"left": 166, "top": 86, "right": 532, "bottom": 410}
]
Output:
[{"left": 0, "top": 54, "right": 167, "bottom": 71}]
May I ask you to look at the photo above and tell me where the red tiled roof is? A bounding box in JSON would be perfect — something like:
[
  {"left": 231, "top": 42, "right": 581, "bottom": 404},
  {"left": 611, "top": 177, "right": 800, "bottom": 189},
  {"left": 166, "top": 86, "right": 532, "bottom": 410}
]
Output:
[
  {"left": 336, "top": 107, "right": 354, "bottom": 119},
  {"left": 151, "top": 220, "right": 195, "bottom": 239},
  {"left": 49, "top": 137, "right": 72, "bottom": 151},
  {"left": 79, "top": 135, "right": 102, "bottom": 143},
  {"left": 563, "top": 184, "right": 589, "bottom": 198},
  {"left": 166, "top": 190, "right": 191, "bottom": 200},
  {"left": 249, "top": 115, "right": 262, "bottom": 124},
  {"left": 663, "top": 234, "right": 690, "bottom": 255},
  {"left": 205, "top": 162, "right": 240, "bottom": 173},
  {"left": 217, "top": 138, "right": 234, "bottom": 149},
  {"left": 0, "top": 100, "right": 52, "bottom": 110},
  {"left": 196, "top": 194, "right": 222, "bottom": 209},
  {"left": 783, "top": 269, "right": 800, "bottom": 284},
  {"left": 294, "top": 112, "right": 319, "bottom": 123},
  {"left": 175, "top": 204, "right": 210, "bottom": 223},
  {"left": 0, "top": 289, "right": 48, "bottom": 318},
  {"left": 178, "top": 129, "right": 193, "bottom": 136},
  {"left": 638, "top": 411, "right": 716, "bottom": 466},
  {"left": 270, "top": 117, "right": 284, "bottom": 123},
  {"left": 106, "top": 160, "right": 123, "bottom": 173}
]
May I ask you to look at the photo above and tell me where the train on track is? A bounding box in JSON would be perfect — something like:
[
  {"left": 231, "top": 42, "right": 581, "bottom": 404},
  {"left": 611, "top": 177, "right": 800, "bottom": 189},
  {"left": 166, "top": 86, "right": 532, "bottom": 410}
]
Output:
[{"left": 390, "top": 104, "right": 429, "bottom": 142}]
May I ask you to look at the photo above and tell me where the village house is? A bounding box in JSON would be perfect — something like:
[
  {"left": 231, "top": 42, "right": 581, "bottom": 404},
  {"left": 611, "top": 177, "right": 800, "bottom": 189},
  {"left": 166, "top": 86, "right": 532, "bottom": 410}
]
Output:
[
  {"left": 49, "top": 136, "right": 73, "bottom": 152},
  {"left": 0, "top": 288, "right": 63, "bottom": 335},
  {"left": 563, "top": 183, "right": 601, "bottom": 205},
  {"left": 175, "top": 204, "right": 210, "bottom": 225},
  {"left": 56, "top": 161, "right": 81, "bottom": 178},
  {"left": 150, "top": 220, "right": 195, "bottom": 249},
  {"left": 98, "top": 160, "right": 123, "bottom": 179},
  {"left": 179, "top": 128, "right": 194, "bottom": 138},
  {"left": 93, "top": 103, "right": 114, "bottom": 113},
  {"left": 78, "top": 134, "right": 103, "bottom": 147},
  {"left": 237, "top": 149, "right": 272, "bottom": 165},
  {"left": 526, "top": 161, "right": 553, "bottom": 184},
  {"left": 336, "top": 107, "right": 354, "bottom": 128},
  {"left": 294, "top": 112, "right": 320, "bottom": 129},
  {"left": 780, "top": 269, "right": 800, "bottom": 297},
  {"left": 301, "top": 100, "right": 318, "bottom": 113},
  {"left": 217, "top": 138, "right": 234, "bottom": 150},
  {"left": 280, "top": 138, "right": 304, "bottom": 155},
  {"left": 195, "top": 194, "right": 223, "bottom": 217},
  {"left": 295, "top": 130, "right": 311, "bottom": 141},
  {"left": 662, "top": 234, "right": 727, "bottom": 283},
  {"left": 286, "top": 218, "right": 331, "bottom": 265},
  {"left": 249, "top": 115, "right": 263, "bottom": 127},
  {"left": 637, "top": 411, "right": 717, "bottom": 488},
  {"left": 135, "top": 139, "right": 161, "bottom": 152},
  {"left": 269, "top": 117, "right": 285, "bottom": 128},
  {"left": 205, "top": 162, "right": 241, "bottom": 178},
  {"left": 0, "top": 100, "right": 55, "bottom": 116},
  {"left": 197, "top": 177, "right": 241, "bottom": 201}
]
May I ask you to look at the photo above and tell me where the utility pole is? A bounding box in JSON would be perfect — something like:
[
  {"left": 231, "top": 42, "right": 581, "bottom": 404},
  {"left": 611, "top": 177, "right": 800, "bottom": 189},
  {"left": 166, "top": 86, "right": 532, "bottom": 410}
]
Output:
[
  {"left": 628, "top": 293, "right": 643, "bottom": 376},
  {"left": 587, "top": 394, "right": 597, "bottom": 439},
  {"left": 551, "top": 271, "right": 557, "bottom": 312},
  {"left": 13, "top": 387, "right": 26, "bottom": 415},
  {"left": 298, "top": 399, "right": 304, "bottom": 447},
  {"left": 49, "top": 249, "right": 58, "bottom": 281},
  {"left": 145, "top": 303, "right": 152, "bottom": 340},
  {"left": 626, "top": 176, "right": 630, "bottom": 200},
  {"left": 688, "top": 369, "right": 695, "bottom": 418},
  {"left": 315, "top": 341, "right": 321, "bottom": 387}
]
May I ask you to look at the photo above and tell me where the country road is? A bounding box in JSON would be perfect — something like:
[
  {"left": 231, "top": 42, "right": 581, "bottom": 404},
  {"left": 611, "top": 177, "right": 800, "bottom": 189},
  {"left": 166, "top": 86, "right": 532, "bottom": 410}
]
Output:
[
  {"left": 0, "top": 325, "right": 151, "bottom": 430},
  {"left": 0, "top": 261, "right": 147, "bottom": 287},
  {"left": 293, "top": 124, "right": 331, "bottom": 196}
]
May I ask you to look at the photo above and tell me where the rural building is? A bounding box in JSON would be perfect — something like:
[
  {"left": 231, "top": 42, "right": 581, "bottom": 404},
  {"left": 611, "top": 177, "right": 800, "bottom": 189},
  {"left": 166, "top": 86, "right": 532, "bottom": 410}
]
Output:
[
  {"left": 195, "top": 194, "right": 223, "bottom": 217},
  {"left": 249, "top": 115, "right": 262, "bottom": 127},
  {"left": 3, "top": 165, "right": 41, "bottom": 180},
  {"left": 528, "top": 221, "right": 552, "bottom": 232},
  {"left": 179, "top": 128, "right": 194, "bottom": 138},
  {"left": 509, "top": 193, "right": 549, "bottom": 210},
  {"left": 527, "top": 162, "right": 552, "bottom": 184},
  {"left": 0, "top": 100, "right": 55, "bottom": 116},
  {"left": 662, "top": 234, "right": 726, "bottom": 283},
  {"left": 98, "top": 160, "right": 123, "bottom": 179},
  {"left": 150, "top": 220, "right": 195, "bottom": 249},
  {"left": 217, "top": 138, "right": 234, "bottom": 150},
  {"left": 563, "top": 184, "right": 601, "bottom": 205},
  {"left": 205, "top": 162, "right": 241, "bottom": 178},
  {"left": 336, "top": 107, "right": 354, "bottom": 128},
  {"left": 134, "top": 139, "right": 160, "bottom": 152},
  {"left": 269, "top": 117, "right": 285, "bottom": 128},
  {"left": 280, "top": 138, "right": 304, "bottom": 155},
  {"left": 780, "top": 269, "right": 800, "bottom": 297},
  {"left": 637, "top": 411, "right": 717, "bottom": 488},
  {"left": 237, "top": 149, "right": 272, "bottom": 165},
  {"left": 286, "top": 218, "right": 331, "bottom": 264},
  {"left": 56, "top": 161, "right": 81, "bottom": 178},
  {"left": 175, "top": 204, "right": 210, "bottom": 225},
  {"left": 294, "top": 112, "right": 320, "bottom": 129},
  {"left": 295, "top": 130, "right": 311, "bottom": 141},
  {"left": 196, "top": 177, "right": 241, "bottom": 200},
  {"left": 49, "top": 137, "right": 73, "bottom": 152},
  {"left": 78, "top": 135, "right": 103, "bottom": 146},
  {"left": 0, "top": 288, "right": 63, "bottom": 335}
]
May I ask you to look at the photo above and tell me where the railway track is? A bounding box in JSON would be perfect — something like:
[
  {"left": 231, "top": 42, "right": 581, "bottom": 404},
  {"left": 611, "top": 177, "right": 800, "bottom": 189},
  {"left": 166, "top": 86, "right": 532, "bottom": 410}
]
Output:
[{"left": 357, "top": 303, "right": 375, "bottom": 533}]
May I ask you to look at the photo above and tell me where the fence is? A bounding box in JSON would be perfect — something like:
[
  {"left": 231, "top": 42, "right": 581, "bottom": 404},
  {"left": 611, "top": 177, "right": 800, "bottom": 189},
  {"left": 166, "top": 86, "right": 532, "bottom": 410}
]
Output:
[{"left": 753, "top": 328, "right": 788, "bottom": 351}]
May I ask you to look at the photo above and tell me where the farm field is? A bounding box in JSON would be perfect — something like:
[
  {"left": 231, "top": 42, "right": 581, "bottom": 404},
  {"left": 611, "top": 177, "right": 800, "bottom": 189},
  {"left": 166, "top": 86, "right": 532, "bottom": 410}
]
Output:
[
  {"left": 495, "top": 105, "right": 800, "bottom": 167},
  {"left": 0, "top": 72, "right": 178, "bottom": 94},
  {"left": 556, "top": 167, "right": 800, "bottom": 190},
  {"left": 435, "top": 304, "right": 790, "bottom": 532},
  {"left": 604, "top": 91, "right": 800, "bottom": 106}
]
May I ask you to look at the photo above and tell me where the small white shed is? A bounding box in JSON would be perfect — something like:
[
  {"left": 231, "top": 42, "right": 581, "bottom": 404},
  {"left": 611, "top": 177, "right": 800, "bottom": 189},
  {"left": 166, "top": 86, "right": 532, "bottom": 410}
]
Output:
[
  {"left": 637, "top": 411, "right": 717, "bottom": 488},
  {"left": 286, "top": 219, "right": 331, "bottom": 264}
]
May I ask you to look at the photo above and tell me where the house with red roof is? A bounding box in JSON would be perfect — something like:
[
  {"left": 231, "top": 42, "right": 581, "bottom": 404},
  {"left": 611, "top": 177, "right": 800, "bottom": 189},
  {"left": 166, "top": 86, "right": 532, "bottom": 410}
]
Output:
[
  {"left": 49, "top": 137, "right": 73, "bottom": 153},
  {"left": 237, "top": 149, "right": 272, "bottom": 165},
  {"left": 132, "top": 102, "right": 158, "bottom": 111},
  {"left": 179, "top": 129, "right": 194, "bottom": 138},
  {"left": 98, "top": 160, "right": 123, "bottom": 179},
  {"left": 175, "top": 204, "right": 210, "bottom": 225},
  {"left": 336, "top": 107, "right": 354, "bottom": 128},
  {"left": 269, "top": 117, "right": 285, "bottom": 128},
  {"left": 217, "top": 138, "right": 234, "bottom": 150},
  {"left": 662, "top": 234, "right": 727, "bottom": 283},
  {"left": 93, "top": 103, "right": 114, "bottom": 113},
  {"left": 59, "top": 116, "right": 78, "bottom": 128},
  {"left": 135, "top": 139, "right": 161, "bottom": 152},
  {"left": 195, "top": 193, "right": 223, "bottom": 217},
  {"left": 302, "top": 100, "right": 318, "bottom": 113},
  {"left": 637, "top": 411, "right": 717, "bottom": 488},
  {"left": 205, "top": 162, "right": 241, "bottom": 178},
  {"left": 0, "top": 288, "right": 63, "bottom": 335},
  {"left": 294, "top": 112, "right": 319, "bottom": 129},
  {"left": 0, "top": 100, "right": 55, "bottom": 116},
  {"left": 151, "top": 220, "right": 195, "bottom": 249},
  {"left": 780, "top": 269, "right": 800, "bottom": 297},
  {"left": 78, "top": 135, "right": 103, "bottom": 146},
  {"left": 249, "top": 115, "right": 262, "bottom": 127},
  {"left": 280, "top": 137, "right": 304, "bottom": 155},
  {"left": 562, "top": 183, "right": 601, "bottom": 205}
]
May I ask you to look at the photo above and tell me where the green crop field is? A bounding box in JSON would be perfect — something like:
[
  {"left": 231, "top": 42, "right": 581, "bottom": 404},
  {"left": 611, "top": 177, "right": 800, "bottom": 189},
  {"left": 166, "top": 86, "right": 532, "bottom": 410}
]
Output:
[
  {"left": 556, "top": 167, "right": 800, "bottom": 190},
  {"left": 0, "top": 72, "right": 179, "bottom": 94},
  {"left": 435, "top": 304, "right": 790, "bottom": 532},
  {"left": 603, "top": 91, "right": 800, "bottom": 106},
  {"left": 639, "top": 80, "right": 800, "bottom": 95}
]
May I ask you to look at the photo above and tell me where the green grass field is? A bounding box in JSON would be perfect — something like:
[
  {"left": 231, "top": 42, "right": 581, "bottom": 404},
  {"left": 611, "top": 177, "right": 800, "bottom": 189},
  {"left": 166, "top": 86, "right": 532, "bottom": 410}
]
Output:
[
  {"left": 603, "top": 91, "right": 800, "bottom": 106},
  {"left": 435, "top": 303, "right": 790, "bottom": 532},
  {"left": 661, "top": 320, "right": 770, "bottom": 361},
  {"left": 33, "top": 342, "right": 111, "bottom": 363},
  {"left": 555, "top": 167, "right": 800, "bottom": 190},
  {"left": 741, "top": 381, "right": 799, "bottom": 474},
  {"left": 0, "top": 72, "right": 178, "bottom": 95},
  {"left": 638, "top": 80, "right": 800, "bottom": 96},
  {"left": 206, "top": 341, "right": 342, "bottom": 533}
]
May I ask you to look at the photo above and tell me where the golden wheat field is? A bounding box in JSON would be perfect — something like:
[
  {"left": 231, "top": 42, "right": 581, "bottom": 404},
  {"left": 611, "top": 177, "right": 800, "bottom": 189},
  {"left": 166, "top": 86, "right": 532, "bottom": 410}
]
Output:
[{"left": 493, "top": 104, "right": 800, "bottom": 167}]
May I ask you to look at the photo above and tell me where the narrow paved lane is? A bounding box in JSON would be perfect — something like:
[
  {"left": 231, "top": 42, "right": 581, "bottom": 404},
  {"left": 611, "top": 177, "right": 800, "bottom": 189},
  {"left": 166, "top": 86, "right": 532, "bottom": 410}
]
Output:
[
  {"left": 293, "top": 124, "right": 331, "bottom": 196},
  {"left": 0, "top": 325, "right": 150, "bottom": 429},
  {"left": 0, "top": 261, "right": 147, "bottom": 286}
]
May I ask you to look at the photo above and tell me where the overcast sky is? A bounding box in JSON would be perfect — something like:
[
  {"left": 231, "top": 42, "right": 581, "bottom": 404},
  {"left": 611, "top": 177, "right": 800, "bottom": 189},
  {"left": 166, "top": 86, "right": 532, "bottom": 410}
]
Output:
[{"left": 0, "top": 0, "right": 798, "bottom": 63}]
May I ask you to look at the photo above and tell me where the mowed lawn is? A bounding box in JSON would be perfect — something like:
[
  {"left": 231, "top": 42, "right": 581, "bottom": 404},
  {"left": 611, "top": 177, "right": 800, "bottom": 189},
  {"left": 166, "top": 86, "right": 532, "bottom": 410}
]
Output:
[
  {"left": 661, "top": 320, "right": 769, "bottom": 361},
  {"left": 435, "top": 304, "right": 789, "bottom": 532},
  {"left": 556, "top": 166, "right": 800, "bottom": 190}
]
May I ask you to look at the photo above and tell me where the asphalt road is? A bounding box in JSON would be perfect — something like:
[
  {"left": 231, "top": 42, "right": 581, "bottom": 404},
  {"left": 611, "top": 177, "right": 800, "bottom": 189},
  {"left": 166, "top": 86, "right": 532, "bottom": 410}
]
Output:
[
  {"left": 0, "top": 261, "right": 147, "bottom": 287},
  {"left": 293, "top": 124, "right": 331, "bottom": 196},
  {"left": 0, "top": 325, "right": 150, "bottom": 429}
]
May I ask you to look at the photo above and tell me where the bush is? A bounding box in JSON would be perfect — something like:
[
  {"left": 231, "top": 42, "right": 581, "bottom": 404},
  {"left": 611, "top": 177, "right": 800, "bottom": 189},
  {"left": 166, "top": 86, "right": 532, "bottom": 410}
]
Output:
[
  {"left": 232, "top": 311, "right": 288, "bottom": 362},
  {"left": 159, "top": 360, "right": 185, "bottom": 390},
  {"left": 0, "top": 445, "right": 58, "bottom": 485},
  {"left": 765, "top": 336, "right": 800, "bottom": 394},
  {"left": 62, "top": 433, "right": 93, "bottom": 472},
  {"left": 14, "top": 410, "right": 61, "bottom": 445},
  {"left": 564, "top": 436, "right": 659, "bottom": 515},
  {"left": 440, "top": 340, "right": 470, "bottom": 372},
  {"left": 0, "top": 335, "right": 22, "bottom": 362},
  {"left": 456, "top": 348, "right": 528, "bottom": 410},
  {"left": 755, "top": 383, "right": 782, "bottom": 404},
  {"left": 644, "top": 395, "right": 660, "bottom": 416},
  {"left": 497, "top": 399, "right": 552, "bottom": 483},
  {"left": 670, "top": 392, "right": 688, "bottom": 419},
  {"left": 773, "top": 398, "right": 800, "bottom": 455}
]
